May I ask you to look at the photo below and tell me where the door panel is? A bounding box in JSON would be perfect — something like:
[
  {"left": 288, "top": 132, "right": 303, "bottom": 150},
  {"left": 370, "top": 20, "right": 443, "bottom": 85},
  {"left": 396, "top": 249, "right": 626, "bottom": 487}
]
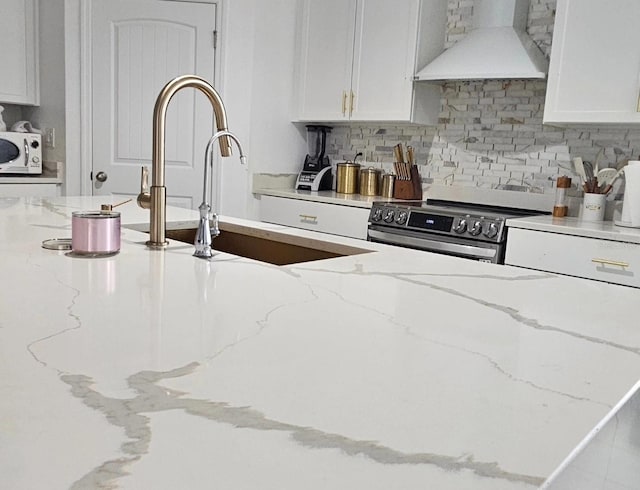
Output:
[
  {"left": 350, "top": 0, "right": 418, "bottom": 121},
  {"left": 91, "top": 0, "right": 217, "bottom": 208},
  {"left": 296, "top": 0, "right": 356, "bottom": 121}
]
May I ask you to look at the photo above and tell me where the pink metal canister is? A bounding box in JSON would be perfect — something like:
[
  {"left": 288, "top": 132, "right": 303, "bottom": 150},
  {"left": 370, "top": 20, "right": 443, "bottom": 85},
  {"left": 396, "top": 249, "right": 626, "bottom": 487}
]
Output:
[{"left": 71, "top": 211, "right": 121, "bottom": 255}]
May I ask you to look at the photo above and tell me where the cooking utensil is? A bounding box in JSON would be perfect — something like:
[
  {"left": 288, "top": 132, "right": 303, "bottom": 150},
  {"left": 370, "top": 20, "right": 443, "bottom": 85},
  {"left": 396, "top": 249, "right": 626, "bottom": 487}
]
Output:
[
  {"left": 617, "top": 158, "right": 630, "bottom": 171},
  {"left": 593, "top": 147, "right": 605, "bottom": 175},
  {"left": 572, "top": 157, "right": 587, "bottom": 183},
  {"left": 600, "top": 167, "right": 626, "bottom": 194},
  {"left": 596, "top": 168, "right": 617, "bottom": 187},
  {"left": 583, "top": 161, "right": 594, "bottom": 181}
]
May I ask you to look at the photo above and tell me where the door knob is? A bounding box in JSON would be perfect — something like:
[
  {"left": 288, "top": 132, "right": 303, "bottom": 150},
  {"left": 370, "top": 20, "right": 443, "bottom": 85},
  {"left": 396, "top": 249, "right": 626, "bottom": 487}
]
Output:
[{"left": 95, "top": 171, "right": 108, "bottom": 182}]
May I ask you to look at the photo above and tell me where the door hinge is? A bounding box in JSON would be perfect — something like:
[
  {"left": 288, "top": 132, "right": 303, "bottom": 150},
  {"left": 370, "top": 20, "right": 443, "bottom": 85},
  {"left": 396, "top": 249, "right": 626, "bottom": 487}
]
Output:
[{"left": 213, "top": 30, "right": 218, "bottom": 49}]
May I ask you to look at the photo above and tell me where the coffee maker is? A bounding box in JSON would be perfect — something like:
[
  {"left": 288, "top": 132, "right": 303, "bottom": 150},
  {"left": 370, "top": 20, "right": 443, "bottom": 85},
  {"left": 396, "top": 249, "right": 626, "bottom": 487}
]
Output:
[{"left": 296, "top": 125, "right": 332, "bottom": 191}]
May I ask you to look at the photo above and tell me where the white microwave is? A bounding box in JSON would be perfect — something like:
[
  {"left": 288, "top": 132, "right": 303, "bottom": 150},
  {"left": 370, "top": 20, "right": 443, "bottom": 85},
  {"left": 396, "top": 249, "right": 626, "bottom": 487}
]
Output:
[{"left": 0, "top": 131, "right": 42, "bottom": 174}]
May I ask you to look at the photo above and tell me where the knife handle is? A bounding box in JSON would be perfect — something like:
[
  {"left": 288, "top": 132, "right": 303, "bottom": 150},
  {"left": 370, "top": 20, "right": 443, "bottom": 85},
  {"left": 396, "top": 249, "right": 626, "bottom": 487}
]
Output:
[
  {"left": 394, "top": 143, "right": 405, "bottom": 164},
  {"left": 407, "top": 146, "right": 415, "bottom": 165}
]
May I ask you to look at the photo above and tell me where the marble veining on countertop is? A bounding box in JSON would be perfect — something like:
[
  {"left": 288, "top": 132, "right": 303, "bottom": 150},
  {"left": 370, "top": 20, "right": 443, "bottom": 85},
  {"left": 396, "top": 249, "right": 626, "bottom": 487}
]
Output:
[{"left": 2, "top": 196, "right": 640, "bottom": 489}]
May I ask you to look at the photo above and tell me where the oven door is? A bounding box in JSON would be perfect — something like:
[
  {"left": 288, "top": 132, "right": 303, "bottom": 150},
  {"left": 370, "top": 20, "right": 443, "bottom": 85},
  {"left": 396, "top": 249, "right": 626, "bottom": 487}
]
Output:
[{"left": 368, "top": 225, "right": 503, "bottom": 263}]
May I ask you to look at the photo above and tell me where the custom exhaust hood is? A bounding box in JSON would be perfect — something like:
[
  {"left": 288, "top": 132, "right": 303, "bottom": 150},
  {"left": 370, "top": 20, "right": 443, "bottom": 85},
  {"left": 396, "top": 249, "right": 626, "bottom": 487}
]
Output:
[{"left": 415, "top": 0, "right": 548, "bottom": 81}]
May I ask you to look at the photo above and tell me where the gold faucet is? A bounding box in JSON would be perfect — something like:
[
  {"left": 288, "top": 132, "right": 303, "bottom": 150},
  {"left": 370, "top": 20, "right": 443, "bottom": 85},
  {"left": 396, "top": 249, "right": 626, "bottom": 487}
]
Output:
[{"left": 138, "top": 75, "right": 233, "bottom": 248}]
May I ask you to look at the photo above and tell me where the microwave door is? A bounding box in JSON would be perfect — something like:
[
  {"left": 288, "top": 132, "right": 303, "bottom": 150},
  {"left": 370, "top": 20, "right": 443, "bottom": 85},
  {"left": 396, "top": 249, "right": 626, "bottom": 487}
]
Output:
[{"left": 0, "top": 138, "right": 21, "bottom": 165}]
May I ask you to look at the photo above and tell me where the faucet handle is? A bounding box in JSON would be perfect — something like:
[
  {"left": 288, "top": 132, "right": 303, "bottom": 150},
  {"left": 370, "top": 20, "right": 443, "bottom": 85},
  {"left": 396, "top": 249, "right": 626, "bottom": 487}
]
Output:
[{"left": 137, "top": 166, "right": 151, "bottom": 209}]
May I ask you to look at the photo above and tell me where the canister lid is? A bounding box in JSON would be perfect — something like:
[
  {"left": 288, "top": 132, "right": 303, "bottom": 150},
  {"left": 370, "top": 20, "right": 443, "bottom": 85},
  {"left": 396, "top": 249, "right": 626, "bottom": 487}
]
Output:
[
  {"left": 360, "top": 167, "right": 379, "bottom": 175},
  {"left": 556, "top": 176, "right": 572, "bottom": 188},
  {"left": 41, "top": 238, "right": 72, "bottom": 251},
  {"left": 337, "top": 161, "right": 361, "bottom": 168},
  {"left": 72, "top": 211, "right": 121, "bottom": 218}
]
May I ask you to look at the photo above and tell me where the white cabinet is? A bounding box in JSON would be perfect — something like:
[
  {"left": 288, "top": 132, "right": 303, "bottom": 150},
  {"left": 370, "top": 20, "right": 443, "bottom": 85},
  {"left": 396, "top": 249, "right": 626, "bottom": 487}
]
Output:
[
  {"left": 0, "top": 0, "right": 39, "bottom": 105},
  {"left": 260, "top": 195, "right": 370, "bottom": 240},
  {"left": 544, "top": 0, "right": 640, "bottom": 125},
  {"left": 295, "top": 0, "right": 445, "bottom": 124},
  {"left": 506, "top": 228, "right": 640, "bottom": 288}
]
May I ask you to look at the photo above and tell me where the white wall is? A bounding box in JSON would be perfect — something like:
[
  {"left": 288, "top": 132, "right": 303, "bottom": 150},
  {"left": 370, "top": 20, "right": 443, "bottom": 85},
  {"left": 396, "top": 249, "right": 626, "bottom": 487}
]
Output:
[
  {"left": 46, "top": 0, "right": 306, "bottom": 215},
  {"left": 218, "top": 0, "right": 306, "bottom": 219},
  {"left": 24, "top": 0, "right": 66, "bottom": 166}
]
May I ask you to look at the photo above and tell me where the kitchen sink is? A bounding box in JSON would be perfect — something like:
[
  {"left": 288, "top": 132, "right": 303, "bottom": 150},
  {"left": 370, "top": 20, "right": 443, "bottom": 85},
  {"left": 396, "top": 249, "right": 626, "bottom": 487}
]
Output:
[{"left": 164, "top": 221, "right": 372, "bottom": 266}]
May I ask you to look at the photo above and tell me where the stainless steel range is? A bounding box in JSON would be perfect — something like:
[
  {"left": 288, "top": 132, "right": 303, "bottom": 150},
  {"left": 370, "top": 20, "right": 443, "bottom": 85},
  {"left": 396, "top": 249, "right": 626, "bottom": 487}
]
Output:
[{"left": 367, "top": 199, "right": 545, "bottom": 263}]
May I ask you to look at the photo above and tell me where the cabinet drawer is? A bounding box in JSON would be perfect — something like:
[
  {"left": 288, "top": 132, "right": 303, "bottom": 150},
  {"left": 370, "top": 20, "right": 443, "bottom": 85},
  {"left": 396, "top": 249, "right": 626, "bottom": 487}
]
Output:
[
  {"left": 506, "top": 228, "right": 640, "bottom": 288},
  {"left": 259, "top": 195, "right": 369, "bottom": 240}
]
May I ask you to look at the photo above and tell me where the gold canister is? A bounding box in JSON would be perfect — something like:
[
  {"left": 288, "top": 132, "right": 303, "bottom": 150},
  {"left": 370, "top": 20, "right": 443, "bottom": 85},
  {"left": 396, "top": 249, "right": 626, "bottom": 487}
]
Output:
[
  {"left": 336, "top": 162, "right": 360, "bottom": 194},
  {"left": 381, "top": 173, "right": 395, "bottom": 198},
  {"left": 359, "top": 167, "right": 380, "bottom": 196}
]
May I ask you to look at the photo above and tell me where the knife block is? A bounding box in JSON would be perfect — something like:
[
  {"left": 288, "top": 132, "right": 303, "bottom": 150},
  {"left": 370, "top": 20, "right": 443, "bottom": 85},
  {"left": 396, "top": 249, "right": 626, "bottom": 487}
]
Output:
[{"left": 393, "top": 165, "right": 422, "bottom": 200}]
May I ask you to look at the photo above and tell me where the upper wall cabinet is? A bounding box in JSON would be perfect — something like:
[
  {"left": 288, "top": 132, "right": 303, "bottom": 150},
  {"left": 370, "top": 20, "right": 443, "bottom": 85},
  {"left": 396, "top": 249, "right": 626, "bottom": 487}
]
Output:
[
  {"left": 294, "top": 0, "right": 446, "bottom": 124},
  {"left": 544, "top": 0, "right": 640, "bottom": 125},
  {"left": 0, "top": 0, "right": 39, "bottom": 105}
]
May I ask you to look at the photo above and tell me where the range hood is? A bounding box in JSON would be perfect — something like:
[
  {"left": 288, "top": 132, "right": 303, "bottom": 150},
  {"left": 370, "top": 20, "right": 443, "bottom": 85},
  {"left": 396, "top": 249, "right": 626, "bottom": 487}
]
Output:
[{"left": 415, "top": 0, "right": 548, "bottom": 81}]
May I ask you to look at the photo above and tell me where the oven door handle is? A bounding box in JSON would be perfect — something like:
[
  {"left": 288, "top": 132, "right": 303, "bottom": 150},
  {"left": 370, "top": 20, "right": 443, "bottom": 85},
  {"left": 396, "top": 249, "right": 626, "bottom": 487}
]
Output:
[{"left": 367, "top": 228, "right": 497, "bottom": 260}]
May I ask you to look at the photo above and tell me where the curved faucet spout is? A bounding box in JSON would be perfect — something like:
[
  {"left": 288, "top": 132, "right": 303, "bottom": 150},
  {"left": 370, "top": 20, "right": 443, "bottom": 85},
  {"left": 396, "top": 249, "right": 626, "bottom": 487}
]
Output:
[
  {"left": 194, "top": 130, "right": 247, "bottom": 260},
  {"left": 139, "top": 74, "right": 233, "bottom": 249}
]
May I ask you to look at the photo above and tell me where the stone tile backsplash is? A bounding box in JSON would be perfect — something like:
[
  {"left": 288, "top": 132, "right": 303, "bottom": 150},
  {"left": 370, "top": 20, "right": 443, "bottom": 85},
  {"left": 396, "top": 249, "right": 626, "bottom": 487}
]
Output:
[{"left": 325, "top": 0, "right": 640, "bottom": 197}]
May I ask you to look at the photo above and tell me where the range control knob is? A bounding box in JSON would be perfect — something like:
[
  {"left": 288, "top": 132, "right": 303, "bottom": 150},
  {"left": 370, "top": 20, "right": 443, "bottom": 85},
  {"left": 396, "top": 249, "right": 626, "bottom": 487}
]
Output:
[
  {"left": 371, "top": 208, "right": 383, "bottom": 222},
  {"left": 453, "top": 218, "right": 467, "bottom": 234},
  {"left": 383, "top": 209, "right": 395, "bottom": 223},
  {"left": 395, "top": 211, "right": 408, "bottom": 225},
  {"left": 469, "top": 220, "right": 483, "bottom": 236},
  {"left": 483, "top": 222, "right": 499, "bottom": 239}
]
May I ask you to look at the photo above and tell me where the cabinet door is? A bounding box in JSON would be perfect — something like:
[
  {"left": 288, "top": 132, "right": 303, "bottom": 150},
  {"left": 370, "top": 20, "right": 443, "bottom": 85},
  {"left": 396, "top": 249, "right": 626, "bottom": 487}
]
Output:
[
  {"left": 0, "top": 0, "right": 39, "bottom": 105},
  {"left": 544, "top": 0, "right": 640, "bottom": 124},
  {"left": 296, "top": 0, "right": 356, "bottom": 121},
  {"left": 350, "top": 0, "right": 419, "bottom": 121}
]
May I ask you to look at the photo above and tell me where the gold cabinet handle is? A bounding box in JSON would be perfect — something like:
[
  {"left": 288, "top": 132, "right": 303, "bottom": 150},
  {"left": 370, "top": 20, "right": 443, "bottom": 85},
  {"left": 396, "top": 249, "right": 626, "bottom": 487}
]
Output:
[
  {"left": 350, "top": 90, "right": 355, "bottom": 116},
  {"left": 299, "top": 214, "right": 318, "bottom": 223},
  {"left": 342, "top": 91, "right": 347, "bottom": 116},
  {"left": 592, "top": 258, "right": 630, "bottom": 268},
  {"left": 637, "top": 91, "right": 640, "bottom": 112}
]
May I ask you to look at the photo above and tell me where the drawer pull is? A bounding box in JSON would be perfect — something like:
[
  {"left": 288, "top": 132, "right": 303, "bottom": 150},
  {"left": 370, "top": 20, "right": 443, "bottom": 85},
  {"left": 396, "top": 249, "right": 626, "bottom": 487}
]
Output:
[
  {"left": 299, "top": 214, "right": 318, "bottom": 223},
  {"left": 592, "top": 258, "right": 630, "bottom": 268}
]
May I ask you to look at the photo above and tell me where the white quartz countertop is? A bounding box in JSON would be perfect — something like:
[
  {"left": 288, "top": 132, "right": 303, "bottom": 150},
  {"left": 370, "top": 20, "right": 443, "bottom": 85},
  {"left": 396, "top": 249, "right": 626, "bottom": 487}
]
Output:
[
  {"left": 507, "top": 215, "right": 640, "bottom": 244},
  {"left": 3, "top": 196, "right": 640, "bottom": 489},
  {"left": 254, "top": 187, "right": 388, "bottom": 208}
]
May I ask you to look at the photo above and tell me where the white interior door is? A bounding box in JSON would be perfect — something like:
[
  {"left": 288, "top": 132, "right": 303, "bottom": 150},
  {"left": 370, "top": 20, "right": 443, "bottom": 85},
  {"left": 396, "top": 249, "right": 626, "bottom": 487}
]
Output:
[{"left": 91, "top": 0, "right": 217, "bottom": 209}]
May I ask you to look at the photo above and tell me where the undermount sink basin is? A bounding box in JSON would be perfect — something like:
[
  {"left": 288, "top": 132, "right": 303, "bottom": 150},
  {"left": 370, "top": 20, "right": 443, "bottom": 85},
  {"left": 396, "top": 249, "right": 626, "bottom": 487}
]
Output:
[{"left": 164, "top": 221, "right": 372, "bottom": 266}]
